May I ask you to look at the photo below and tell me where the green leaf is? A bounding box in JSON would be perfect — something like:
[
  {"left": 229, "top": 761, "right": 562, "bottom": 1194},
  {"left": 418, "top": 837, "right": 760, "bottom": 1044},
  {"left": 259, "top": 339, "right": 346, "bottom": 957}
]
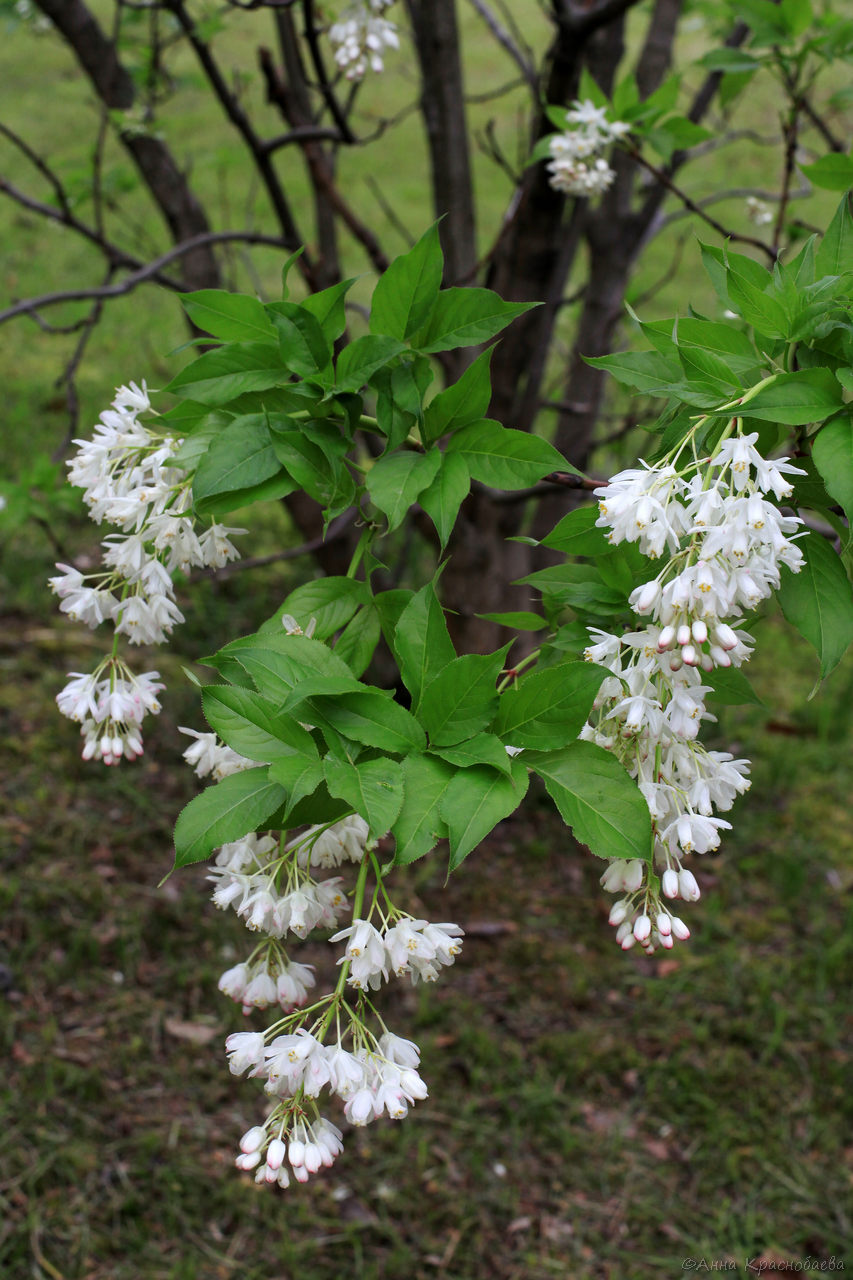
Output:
[
  {"left": 268, "top": 302, "right": 332, "bottom": 378},
  {"left": 193, "top": 415, "right": 285, "bottom": 513},
  {"left": 740, "top": 370, "right": 843, "bottom": 425},
  {"left": 812, "top": 417, "right": 853, "bottom": 526},
  {"left": 336, "top": 335, "right": 406, "bottom": 393},
  {"left": 540, "top": 505, "right": 610, "bottom": 556},
  {"left": 262, "top": 576, "right": 368, "bottom": 640},
  {"left": 516, "top": 562, "right": 626, "bottom": 613},
  {"left": 420, "top": 649, "right": 507, "bottom": 747},
  {"left": 212, "top": 632, "right": 355, "bottom": 701},
  {"left": 373, "top": 362, "right": 424, "bottom": 451},
  {"left": 369, "top": 222, "right": 444, "bottom": 340},
  {"left": 476, "top": 610, "right": 548, "bottom": 631},
  {"left": 493, "top": 661, "right": 606, "bottom": 749},
  {"left": 393, "top": 583, "right": 456, "bottom": 706},
  {"left": 201, "top": 685, "right": 319, "bottom": 761},
  {"left": 279, "top": 248, "right": 304, "bottom": 299},
  {"left": 422, "top": 348, "right": 494, "bottom": 444},
  {"left": 431, "top": 732, "right": 514, "bottom": 778},
  {"left": 527, "top": 742, "right": 652, "bottom": 861},
  {"left": 392, "top": 753, "right": 454, "bottom": 864},
  {"left": 418, "top": 452, "right": 471, "bottom": 549},
  {"left": 442, "top": 757, "right": 529, "bottom": 871},
  {"left": 181, "top": 290, "right": 274, "bottom": 342},
  {"left": 267, "top": 754, "right": 325, "bottom": 817},
  {"left": 585, "top": 349, "right": 681, "bottom": 395},
  {"left": 447, "top": 420, "right": 572, "bottom": 490},
  {"left": 163, "top": 343, "right": 284, "bottom": 406},
  {"left": 307, "top": 689, "right": 426, "bottom": 754},
  {"left": 301, "top": 278, "right": 356, "bottom": 342},
  {"left": 778, "top": 531, "right": 853, "bottom": 680},
  {"left": 799, "top": 154, "right": 853, "bottom": 192},
  {"left": 324, "top": 756, "right": 404, "bottom": 835},
  {"left": 415, "top": 288, "right": 539, "bottom": 354},
  {"left": 269, "top": 423, "right": 356, "bottom": 514},
  {"left": 334, "top": 604, "right": 381, "bottom": 677},
  {"left": 703, "top": 665, "right": 764, "bottom": 707},
  {"left": 815, "top": 192, "right": 853, "bottom": 277},
  {"left": 173, "top": 767, "right": 286, "bottom": 868},
  {"left": 366, "top": 449, "right": 441, "bottom": 532}
]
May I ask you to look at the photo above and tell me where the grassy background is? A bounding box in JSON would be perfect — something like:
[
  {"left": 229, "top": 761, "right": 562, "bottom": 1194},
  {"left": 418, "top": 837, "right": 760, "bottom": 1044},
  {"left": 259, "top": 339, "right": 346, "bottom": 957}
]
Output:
[{"left": 1, "top": 3, "right": 852, "bottom": 1278}]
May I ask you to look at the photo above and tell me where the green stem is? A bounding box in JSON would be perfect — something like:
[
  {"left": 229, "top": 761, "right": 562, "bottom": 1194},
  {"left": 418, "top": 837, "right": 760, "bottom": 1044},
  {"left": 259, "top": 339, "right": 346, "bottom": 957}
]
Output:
[
  {"left": 346, "top": 527, "right": 372, "bottom": 579},
  {"left": 497, "top": 648, "right": 541, "bottom": 692}
]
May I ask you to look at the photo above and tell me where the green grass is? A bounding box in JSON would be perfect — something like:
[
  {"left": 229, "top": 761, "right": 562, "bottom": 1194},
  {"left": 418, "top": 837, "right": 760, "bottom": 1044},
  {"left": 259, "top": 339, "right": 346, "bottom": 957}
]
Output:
[{"left": 1, "top": 612, "right": 851, "bottom": 1279}]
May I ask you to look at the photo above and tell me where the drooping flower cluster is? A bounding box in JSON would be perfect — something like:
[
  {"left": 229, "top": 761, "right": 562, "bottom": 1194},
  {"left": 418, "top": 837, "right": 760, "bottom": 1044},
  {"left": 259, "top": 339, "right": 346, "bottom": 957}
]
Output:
[
  {"left": 49, "top": 382, "right": 244, "bottom": 763},
  {"left": 546, "top": 99, "right": 630, "bottom": 197},
  {"left": 205, "top": 813, "right": 463, "bottom": 1187},
  {"left": 328, "top": 0, "right": 399, "bottom": 80},
  {"left": 585, "top": 425, "right": 806, "bottom": 952}
]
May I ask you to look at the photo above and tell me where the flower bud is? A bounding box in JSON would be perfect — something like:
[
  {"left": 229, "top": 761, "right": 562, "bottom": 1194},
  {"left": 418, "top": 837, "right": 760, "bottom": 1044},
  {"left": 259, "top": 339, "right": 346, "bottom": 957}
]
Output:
[
  {"left": 656, "top": 912, "right": 672, "bottom": 936},
  {"left": 681, "top": 644, "right": 698, "bottom": 666},
  {"left": 670, "top": 916, "right": 690, "bottom": 941},
  {"left": 691, "top": 619, "right": 708, "bottom": 645},
  {"left": 661, "top": 869, "right": 679, "bottom": 899},
  {"left": 608, "top": 900, "right": 629, "bottom": 927},
  {"left": 623, "top": 860, "right": 644, "bottom": 892},
  {"left": 678, "top": 868, "right": 700, "bottom": 902},
  {"left": 266, "top": 1138, "right": 286, "bottom": 1171},
  {"left": 657, "top": 625, "right": 676, "bottom": 651},
  {"left": 633, "top": 580, "right": 661, "bottom": 614},
  {"left": 714, "top": 623, "right": 739, "bottom": 650},
  {"left": 239, "top": 1126, "right": 266, "bottom": 1154},
  {"left": 677, "top": 623, "right": 691, "bottom": 648},
  {"left": 633, "top": 915, "right": 652, "bottom": 942}
]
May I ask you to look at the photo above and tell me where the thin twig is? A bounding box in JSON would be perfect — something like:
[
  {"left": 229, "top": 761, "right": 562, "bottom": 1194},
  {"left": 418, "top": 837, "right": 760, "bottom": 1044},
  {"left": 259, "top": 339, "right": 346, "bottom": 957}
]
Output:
[
  {"left": 0, "top": 230, "right": 291, "bottom": 325},
  {"left": 300, "top": 0, "right": 356, "bottom": 144},
  {"left": 464, "top": 0, "right": 537, "bottom": 87},
  {"left": 189, "top": 510, "right": 357, "bottom": 580}
]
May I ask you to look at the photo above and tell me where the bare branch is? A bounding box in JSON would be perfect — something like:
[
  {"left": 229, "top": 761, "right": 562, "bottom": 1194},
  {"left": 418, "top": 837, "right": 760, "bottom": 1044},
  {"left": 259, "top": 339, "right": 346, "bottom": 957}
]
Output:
[
  {"left": 0, "top": 230, "right": 293, "bottom": 325},
  {"left": 190, "top": 510, "right": 358, "bottom": 580},
  {"left": 299, "top": 0, "right": 356, "bottom": 144},
  {"left": 464, "top": 0, "right": 537, "bottom": 88},
  {"left": 262, "top": 124, "right": 344, "bottom": 152}
]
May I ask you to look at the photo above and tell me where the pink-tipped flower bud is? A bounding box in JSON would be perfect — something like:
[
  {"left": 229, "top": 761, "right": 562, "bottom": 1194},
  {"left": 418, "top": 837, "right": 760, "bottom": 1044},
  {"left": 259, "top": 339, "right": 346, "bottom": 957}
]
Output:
[
  {"left": 656, "top": 912, "right": 672, "bottom": 937},
  {"left": 657, "top": 625, "right": 676, "bottom": 651},
  {"left": 661, "top": 868, "right": 679, "bottom": 899},
  {"left": 620, "top": 932, "right": 637, "bottom": 951},
  {"left": 615, "top": 921, "right": 633, "bottom": 946},
  {"left": 714, "top": 623, "right": 739, "bottom": 651},
  {"left": 681, "top": 644, "right": 698, "bottom": 667},
  {"left": 691, "top": 619, "right": 708, "bottom": 645},
  {"left": 266, "top": 1138, "right": 286, "bottom": 1171},
  {"left": 678, "top": 868, "right": 700, "bottom": 902},
  {"left": 239, "top": 1126, "right": 266, "bottom": 1154},
  {"left": 659, "top": 931, "right": 674, "bottom": 949},
  {"left": 670, "top": 916, "right": 690, "bottom": 941},
  {"left": 677, "top": 623, "right": 691, "bottom": 647},
  {"left": 669, "top": 654, "right": 683, "bottom": 672},
  {"left": 700, "top": 653, "right": 714, "bottom": 673},
  {"left": 709, "top": 645, "right": 731, "bottom": 668},
  {"left": 608, "top": 901, "right": 629, "bottom": 927},
  {"left": 634, "top": 580, "right": 661, "bottom": 614},
  {"left": 235, "top": 1151, "right": 261, "bottom": 1170},
  {"left": 633, "top": 915, "right": 652, "bottom": 942}
]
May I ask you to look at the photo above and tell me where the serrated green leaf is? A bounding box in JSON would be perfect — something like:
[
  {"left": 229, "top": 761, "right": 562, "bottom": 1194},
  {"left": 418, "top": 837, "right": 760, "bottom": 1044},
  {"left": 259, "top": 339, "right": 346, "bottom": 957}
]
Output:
[
  {"left": 812, "top": 417, "right": 853, "bottom": 526},
  {"left": 261, "top": 577, "right": 368, "bottom": 640},
  {"left": 778, "top": 531, "right": 853, "bottom": 680},
  {"left": 815, "top": 192, "right": 853, "bottom": 277},
  {"left": 585, "top": 349, "right": 681, "bottom": 395},
  {"left": 415, "top": 288, "right": 539, "bottom": 354},
  {"left": 540, "top": 505, "right": 610, "bottom": 555},
  {"left": 392, "top": 754, "right": 454, "bottom": 864},
  {"left": 420, "top": 649, "right": 507, "bottom": 747},
  {"left": 212, "top": 632, "right": 355, "bottom": 701},
  {"left": 740, "top": 370, "right": 843, "bottom": 425},
  {"left": 799, "top": 153, "right": 853, "bottom": 192},
  {"left": 447, "top": 420, "right": 572, "bottom": 490},
  {"left": 442, "top": 757, "right": 529, "bottom": 870},
  {"left": 336, "top": 335, "right": 406, "bottom": 393},
  {"left": 267, "top": 754, "right": 325, "bottom": 818},
  {"left": 307, "top": 689, "right": 426, "bottom": 754},
  {"left": 202, "top": 685, "right": 318, "bottom": 761},
  {"left": 369, "top": 222, "right": 444, "bottom": 340},
  {"left": 476, "top": 610, "right": 548, "bottom": 631},
  {"left": 163, "top": 343, "right": 284, "bottom": 406},
  {"left": 173, "top": 767, "right": 286, "bottom": 868},
  {"left": 393, "top": 583, "right": 456, "bottom": 706},
  {"left": 181, "top": 290, "right": 273, "bottom": 342},
  {"left": 422, "top": 348, "right": 493, "bottom": 444},
  {"left": 301, "top": 278, "right": 356, "bottom": 342},
  {"left": 493, "top": 661, "right": 606, "bottom": 749},
  {"left": 418, "top": 452, "right": 470, "bottom": 549},
  {"left": 366, "top": 449, "right": 441, "bottom": 532},
  {"left": 268, "top": 302, "right": 332, "bottom": 378},
  {"left": 324, "top": 756, "right": 404, "bottom": 835},
  {"left": 334, "top": 605, "right": 382, "bottom": 678},
  {"left": 431, "top": 733, "right": 513, "bottom": 777},
  {"left": 193, "top": 415, "right": 284, "bottom": 512},
  {"left": 526, "top": 741, "right": 651, "bottom": 861}
]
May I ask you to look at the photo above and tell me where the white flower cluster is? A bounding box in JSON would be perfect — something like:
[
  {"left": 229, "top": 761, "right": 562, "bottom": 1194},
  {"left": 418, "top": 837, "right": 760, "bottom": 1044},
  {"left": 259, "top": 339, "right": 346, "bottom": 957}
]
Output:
[
  {"left": 49, "top": 382, "right": 244, "bottom": 763},
  {"left": 328, "top": 0, "right": 399, "bottom": 80},
  {"left": 746, "top": 196, "right": 773, "bottom": 226},
  {"left": 202, "top": 807, "right": 462, "bottom": 1188},
  {"left": 586, "top": 428, "right": 806, "bottom": 951},
  {"left": 546, "top": 99, "right": 630, "bottom": 198}
]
